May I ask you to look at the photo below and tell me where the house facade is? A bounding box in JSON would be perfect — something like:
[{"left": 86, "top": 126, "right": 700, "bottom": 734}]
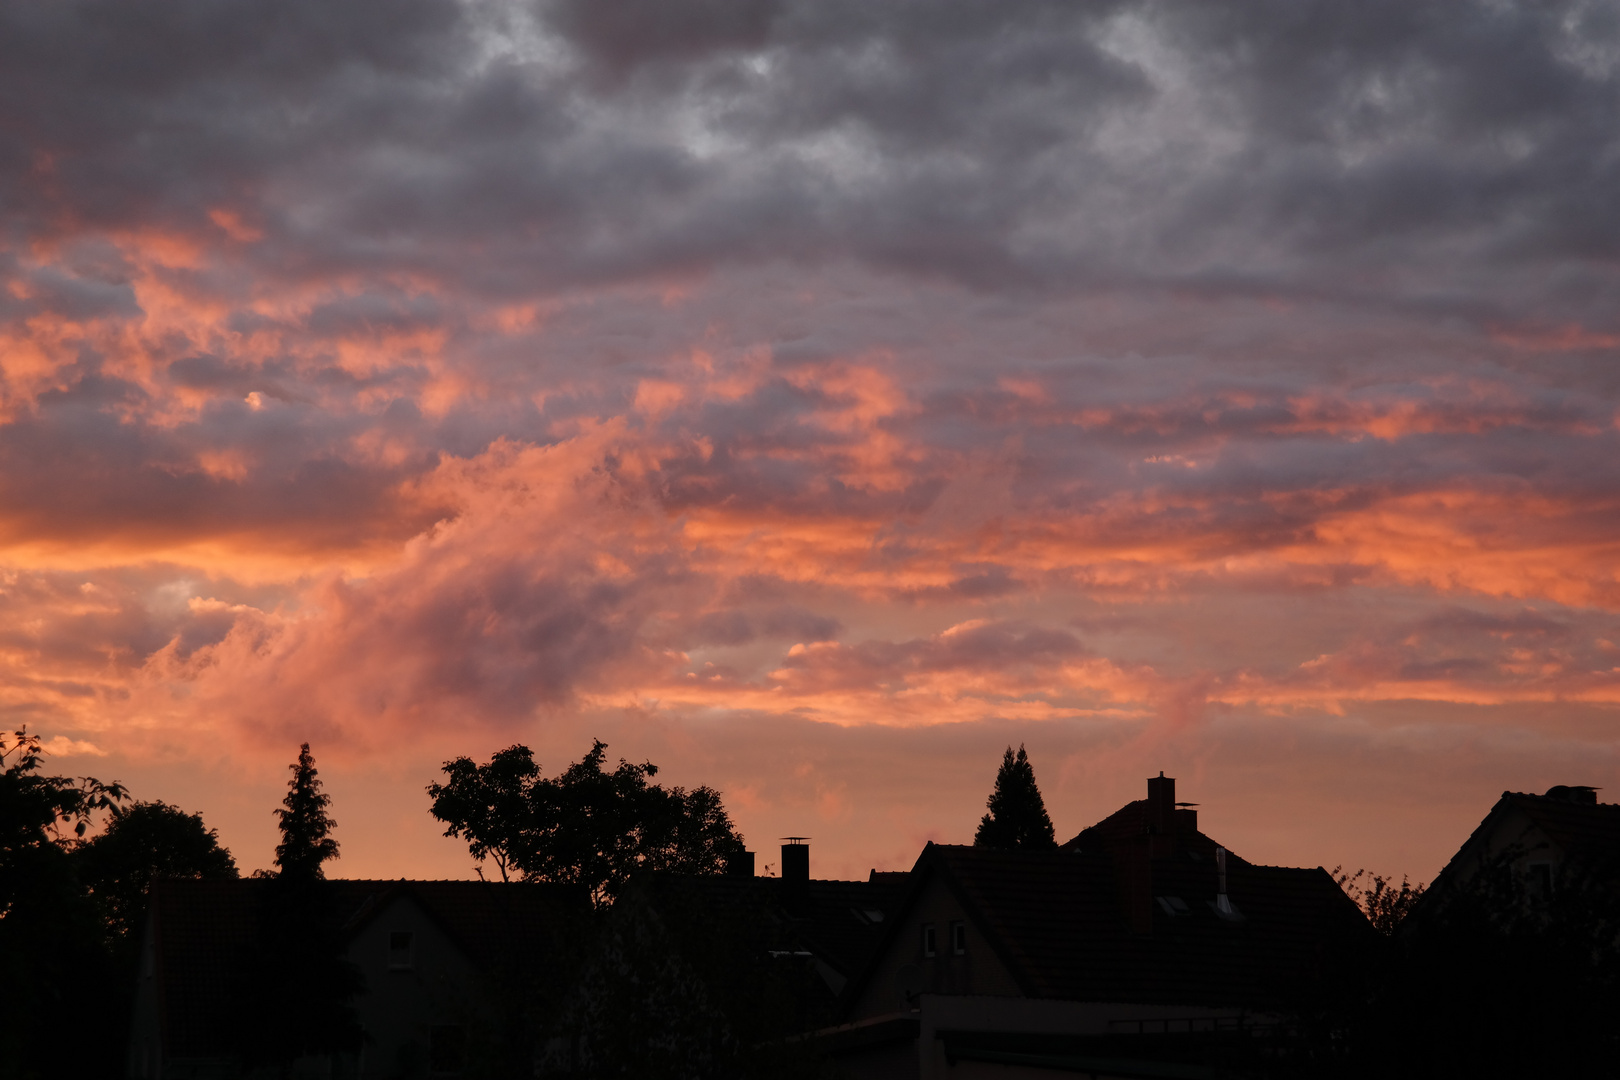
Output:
[
  {"left": 1427, "top": 783, "right": 1620, "bottom": 902},
  {"left": 128, "top": 879, "right": 579, "bottom": 1079},
  {"left": 826, "top": 774, "right": 1374, "bottom": 1079}
]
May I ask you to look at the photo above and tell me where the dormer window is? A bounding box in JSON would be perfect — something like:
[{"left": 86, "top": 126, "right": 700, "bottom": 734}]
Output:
[
  {"left": 1156, "top": 896, "right": 1190, "bottom": 917},
  {"left": 922, "top": 924, "right": 937, "bottom": 957},
  {"left": 389, "top": 931, "right": 414, "bottom": 970}
]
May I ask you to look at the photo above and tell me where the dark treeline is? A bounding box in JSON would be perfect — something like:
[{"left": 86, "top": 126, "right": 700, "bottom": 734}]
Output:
[
  {"left": 6, "top": 732, "right": 1620, "bottom": 1077},
  {"left": 0, "top": 727, "right": 238, "bottom": 1077}
]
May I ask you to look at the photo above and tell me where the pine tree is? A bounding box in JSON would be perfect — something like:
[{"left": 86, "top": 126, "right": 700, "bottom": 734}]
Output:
[
  {"left": 237, "top": 743, "right": 362, "bottom": 1073},
  {"left": 273, "top": 743, "right": 339, "bottom": 878},
  {"left": 973, "top": 744, "right": 1056, "bottom": 850}
]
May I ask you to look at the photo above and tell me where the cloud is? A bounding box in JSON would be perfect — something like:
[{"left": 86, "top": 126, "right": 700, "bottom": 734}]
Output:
[{"left": 41, "top": 735, "right": 107, "bottom": 758}]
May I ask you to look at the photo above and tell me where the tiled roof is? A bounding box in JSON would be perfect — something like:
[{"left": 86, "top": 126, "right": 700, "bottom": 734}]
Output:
[
  {"left": 637, "top": 873, "right": 907, "bottom": 981},
  {"left": 1063, "top": 801, "right": 1248, "bottom": 867},
  {"left": 150, "top": 878, "right": 580, "bottom": 1058},
  {"left": 861, "top": 844, "right": 1371, "bottom": 1011},
  {"left": 1501, "top": 792, "right": 1620, "bottom": 859}
]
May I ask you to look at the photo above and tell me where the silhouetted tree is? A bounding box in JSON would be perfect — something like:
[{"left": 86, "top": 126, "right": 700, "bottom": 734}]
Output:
[
  {"left": 1345, "top": 848, "right": 1620, "bottom": 1075},
  {"left": 545, "top": 881, "right": 834, "bottom": 1079},
  {"left": 235, "top": 744, "right": 363, "bottom": 1076},
  {"left": 274, "top": 742, "right": 339, "bottom": 879},
  {"left": 429, "top": 739, "right": 746, "bottom": 907},
  {"left": 426, "top": 743, "right": 540, "bottom": 882},
  {"left": 0, "top": 727, "right": 127, "bottom": 1076},
  {"left": 75, "top": 800, "right": 239, "bottom": 940},
  {"left": 974, "top": 744, "right": 1056, "bottom": 850},
  {"left": 1332, "top": 866, "right": 1426, "bottom": 936}
]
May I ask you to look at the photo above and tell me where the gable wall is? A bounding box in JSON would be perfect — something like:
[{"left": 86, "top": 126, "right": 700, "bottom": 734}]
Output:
[
  {"left": 850, "top": 872, "right": 1022, "bottom": 1021},
  {"left": 347, "top": 894, "right": 483, "bottom": 1078},
  {"left": 1454, "top": 806, "right": 1560, "bottom": 883}
]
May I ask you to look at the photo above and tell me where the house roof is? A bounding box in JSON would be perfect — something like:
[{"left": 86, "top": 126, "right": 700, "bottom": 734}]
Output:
[
  {"left": 847, "top": 843, "right": 1371, "bottom": 1012},
  {"left": 1063, "top": 800, "right": 1246, "bottom": 867},
  {"left": 1500, "top": 790, "right": 1620, "bottom": 858},
  {"left": 634, "top": 872, "right": 908, "bottom": 982},
  {"left": 149, "top": 878, "right": 580, "bottom": 1059},
  {"left": 1430, "top": 787, "right": 1620, "bottom": 897}
]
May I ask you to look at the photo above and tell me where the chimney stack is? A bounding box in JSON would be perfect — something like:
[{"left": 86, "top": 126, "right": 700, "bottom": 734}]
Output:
[
  {"left": 1147, "top": 772, "right": 1175, "bottom": 834},
  {"left": 727, "top": 849, "right": 755, "bottom": 877},
  {"left": 781, "top": 838, "right": 810, "bottom": 910}
]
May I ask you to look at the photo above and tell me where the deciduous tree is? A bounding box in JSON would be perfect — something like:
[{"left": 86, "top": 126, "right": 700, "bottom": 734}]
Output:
[
  {"left": 429, "top": 739, "right": 746, "bottom": 906},
  {"left": 75, "top": 800, "right": 239, "bottom": 940},
  {"left": 0, "top": 727, "right": 128, "bottom": 1076}
]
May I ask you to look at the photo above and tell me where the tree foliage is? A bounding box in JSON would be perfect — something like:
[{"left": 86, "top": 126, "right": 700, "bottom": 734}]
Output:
[
  {"left": 235, "top": 743, "right": 364, "bottom": 1072},
  {"left": 0, "top": 727, "right": 129, "bottom": 1078},
  {"left": 273, "top": 742, "right": 339, "bottom": 879},
  {"left": 1341, "top": 849, "right": 1620, "bottom": 1075},
  {"left": 75, "top": 800, "right": 239, "bottom": 940},
  {"left": 973, "top": 743, "right": 1056, "bottom": 851},
  {"left": 1332, "top": 866, "right": 1426, "bottom": 936},
  {"left": 429, "top": 739, "right": 747, "bottom": 906}
]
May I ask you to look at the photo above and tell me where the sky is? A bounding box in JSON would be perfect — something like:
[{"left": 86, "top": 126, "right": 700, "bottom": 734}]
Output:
[{"left": 4, "top": 0, "right": 1620, "bottom": 883}]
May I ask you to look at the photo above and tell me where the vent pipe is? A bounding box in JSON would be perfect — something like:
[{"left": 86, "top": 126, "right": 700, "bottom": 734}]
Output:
[{"left": 1215, "top": 846, "right": 1233, "bottom": 916}]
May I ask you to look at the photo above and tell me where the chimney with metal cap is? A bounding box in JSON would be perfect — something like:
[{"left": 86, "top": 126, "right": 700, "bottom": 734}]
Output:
[
  {"left": 781, "top": 838, "right": 810, "bottom": 910},
  {"left": 1146, "top": 771, "right": 1175, "bottom": 834}
]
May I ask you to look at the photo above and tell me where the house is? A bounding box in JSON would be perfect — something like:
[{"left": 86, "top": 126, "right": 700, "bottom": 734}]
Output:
[
  {"left": 128, "top": 878, "right": 582, "bottom": 1079},
  {"left": 1426, "top": 783, "right": 1620, "bottom": 903},
  {"left": 540, "top": 840, "right": 907, "bottom": 1076},
  {"left": 824, "top": 774, "right": 1374, "bottom": 1079}
]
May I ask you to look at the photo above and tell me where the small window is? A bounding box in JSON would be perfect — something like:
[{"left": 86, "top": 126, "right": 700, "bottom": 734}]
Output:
[
  {"left": 922, "top": 923, "right": 937, "bottom": 958},
  {"left": 429, "top": 1025, "right": 466, "bottom": 1075},
  {"left": 951, "top": 921, "right": 966, "bottom": 955},
  {"left": 1529, "top": 862, "right": 1554, "bottom": 899},
  {"left": 389, "top": 931, "right": 414, "bottom": 969}
]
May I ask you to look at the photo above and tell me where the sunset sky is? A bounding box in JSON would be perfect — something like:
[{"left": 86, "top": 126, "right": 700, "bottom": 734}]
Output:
[{"left": 5, "top": 0, "right": 1620, "bottom": 883}]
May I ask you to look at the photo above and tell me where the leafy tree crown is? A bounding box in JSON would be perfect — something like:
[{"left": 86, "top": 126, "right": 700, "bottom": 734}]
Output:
[
  {"left": 973, "top": 743, "right": 1057, "bottom": 851},
  {"left": 273, "top": 743, "right": 339, "bottom": 878},
  {"left": 76, "top": 800, "right": 239, "bottom": 938},
  {"left": 429, "top": 738, "right": 746, "bottom": 906}
]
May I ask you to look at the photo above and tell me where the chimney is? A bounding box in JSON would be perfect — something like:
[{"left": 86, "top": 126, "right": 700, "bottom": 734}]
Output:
[
  {"left": 1146, "top": 772, "right": 1175, "bottom": 833},
  {"left": 781, "top": 838, "right": 810, "bottom": 910},
  {"left": 726, "top": 849, "right": 755, "bottom": 877},
  {"left": 1146, "top": 772, "right": 1177, "bottom": 857}
]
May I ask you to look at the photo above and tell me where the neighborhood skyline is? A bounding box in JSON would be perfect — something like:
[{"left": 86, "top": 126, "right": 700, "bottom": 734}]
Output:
[
  {"left": 5, "top": 0, "right": 1619, "bottom": 889},
  {"left": 55, "top": 734, "right": 1582, "bottom": 888}
]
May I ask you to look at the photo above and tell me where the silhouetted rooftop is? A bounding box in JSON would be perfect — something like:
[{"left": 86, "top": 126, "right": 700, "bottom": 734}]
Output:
[
  {"left": 849, "top": 844, "right": 1371, "bottom": 1011},
  {"left": 148, "top": 878, "right": 580, "bottom": 1060},
  {"left": 1500, "top": 788, "right": 1620, "bottom": 858}
]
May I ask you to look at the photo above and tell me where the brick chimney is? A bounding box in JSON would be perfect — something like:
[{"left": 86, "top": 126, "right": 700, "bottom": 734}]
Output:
[
  {"left": 781, "top": 838, "right": 810, "bottom": 910},
  {"left": 1147, "top": 771, "right": 1176, "bottom": 857},
  {"left": 727, "top": 849, "right": 756, "bottom": 877}
]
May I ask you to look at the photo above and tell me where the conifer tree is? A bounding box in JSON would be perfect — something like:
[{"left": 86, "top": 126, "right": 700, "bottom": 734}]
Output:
[
  {"left": 237, "top": 743, "right": 362, "bottom": 1072},
  {"left": 973, "top": 743, "right": 1057, "bottom": 850},
  {"left": 273, "top": 742, "right": 339, "bottom": 878}
]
